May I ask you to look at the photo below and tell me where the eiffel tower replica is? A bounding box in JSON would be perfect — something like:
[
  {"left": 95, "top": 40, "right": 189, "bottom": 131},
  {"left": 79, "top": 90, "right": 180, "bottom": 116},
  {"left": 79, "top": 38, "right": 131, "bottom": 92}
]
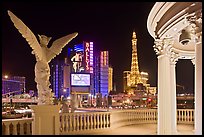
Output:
[
  {"left": 130, "top": 31, "right": 142, "bottom": 87},
  {"left": 124, "top": 30, "right": 149, "bottom": 94}
]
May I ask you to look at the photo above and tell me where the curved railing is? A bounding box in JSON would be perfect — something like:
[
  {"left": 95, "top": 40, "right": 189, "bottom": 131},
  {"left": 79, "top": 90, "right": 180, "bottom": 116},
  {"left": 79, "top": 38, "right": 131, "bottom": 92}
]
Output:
[
  {"left": 2, "top": 109, "right": 194, "bottom": 135},
  {"left": 110, "top": 109, "right": 157, "bottom": 129}
]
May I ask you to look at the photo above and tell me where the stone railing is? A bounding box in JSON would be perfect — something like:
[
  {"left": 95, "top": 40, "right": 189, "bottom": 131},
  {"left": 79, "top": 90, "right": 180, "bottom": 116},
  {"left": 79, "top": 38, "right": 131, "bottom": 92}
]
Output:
[
  {"left": 177, "top": 109, "right": 194, "bottom": 124},
  {"left": 2, "top": 109, "right": 194, "bottom": 135},
  {"left": 110, "top": 109, "right": 157, "bottom": 129},
  {"left": 60, "top": 111, "right": 111, "bottom": 135},
  {"left": 2, "top": 118, "right": 32, "bottom": 135}
]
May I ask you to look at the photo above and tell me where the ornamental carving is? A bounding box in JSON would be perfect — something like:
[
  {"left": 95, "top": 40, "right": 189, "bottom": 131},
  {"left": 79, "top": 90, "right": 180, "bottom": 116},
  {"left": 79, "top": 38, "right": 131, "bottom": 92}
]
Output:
[
  {"left": 191, "top": 57, "right": 195, "bottom": 65},
  {"left": 154, "top": 38, "right": 174, "bottom": 56},
  {"left": 169, "top": 49, "right": 179, "bottom": 65}
]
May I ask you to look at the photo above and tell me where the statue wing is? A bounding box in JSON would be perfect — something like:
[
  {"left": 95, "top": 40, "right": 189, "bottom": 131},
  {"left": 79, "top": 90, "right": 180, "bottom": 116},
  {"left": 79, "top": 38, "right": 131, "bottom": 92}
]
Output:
[
  {"left": 8, "top": 10, "right": 43, "bottom": 60},
  {"left": 47, "top": 32, "right": 78, "bottom": 62}
]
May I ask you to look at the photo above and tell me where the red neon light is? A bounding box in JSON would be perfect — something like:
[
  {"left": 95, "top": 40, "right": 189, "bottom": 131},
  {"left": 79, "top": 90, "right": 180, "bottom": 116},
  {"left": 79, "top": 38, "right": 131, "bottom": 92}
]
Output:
[{"left": 85, "top": 42, "right": 90, "bottom": 71}]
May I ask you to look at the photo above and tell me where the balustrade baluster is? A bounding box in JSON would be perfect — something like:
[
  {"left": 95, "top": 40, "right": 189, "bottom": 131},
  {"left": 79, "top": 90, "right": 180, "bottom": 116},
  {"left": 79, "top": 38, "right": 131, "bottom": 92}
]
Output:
[
  {"left": 89, "top": 114, "right": 92, "bottom": 129},
  {"left": 64, "top": 115, "right": 67, "bottom": 132},
  {"left": 83, "top": 114, "right": 86, "bottom": 130},
  {"left": 74, "top": 114, "right": 77, "bottom": 131},
  {"left": 97, "top": 113, "right": 99, "bottom": 129},
  {"left": 181, "top": 110, "right": 184, "bottom": 122},
  {"left": 151, "top": 111, "right": 153, "bottom": 122},
  {"left": 106, "top": 113, "right": 109, "bottom": 128},
  {"left": 93, "top": 113, "right": 96, "bottom": 129},
  {"left": 12, "top": 122, "right": 17, "bottom": 135},
  {"left": 4, "top": 123, "right": 10, "bottom": 135},
  {"left": 79, "top": 114, "right": 83, "bottom": 130},
  {"left": 87, "top": 114, "right": 90, "bottom": 130},
  {"left": 26, "top": 122, "right": 31, "bottom": 135},
  {"left": 104, "top": 113, "right": 107, "bottom": 128},
  {"left": 66, "top": 115, "right": 69, "bottom": 132},
  {"left": 76, "top": 114, "right": 79, "bottom": 131},
  {"left": 61, "top": 115, "right": 65, "bottom": 133},
  {"left": 185, "top": 110, "right": 187, "bottom": 122},
  {"left": 69, "top": 114, "right": 73, "bottom": 131},
  {"left": 100, "top": 114, "right": 103, "bottom": 129},
  {"left": 149, "top": 111, "right": 151, "bottom": 122},
  {"left": 136, "top": 111, "right": 138, "bottom": 121},
  {"left": 187, "top": 110, "right": 189, "bottom": 122},
  {"left": 19, "top": 123, "right": 24, "bottom": 135},
  {"left": 104, "top": 113, "right": 106, "bottom": 128},
  {"left": 190, "top": 110, "right": 192, "bottom": 122},
  {"left": 178, "top": 110, "right": 181, "bottom": 122}
]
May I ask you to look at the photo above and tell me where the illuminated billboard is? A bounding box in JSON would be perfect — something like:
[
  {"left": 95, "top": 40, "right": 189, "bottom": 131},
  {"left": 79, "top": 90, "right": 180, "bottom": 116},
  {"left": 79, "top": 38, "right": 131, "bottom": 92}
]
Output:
[
  {"left": 71, "top": 73, "right": 91, "bottom": 86},
  {"left": 69, "top": 42, "right": 93, "bottom": 73},
  {"left": 70, "top": 44, "right": 84, "bottom": 72}
]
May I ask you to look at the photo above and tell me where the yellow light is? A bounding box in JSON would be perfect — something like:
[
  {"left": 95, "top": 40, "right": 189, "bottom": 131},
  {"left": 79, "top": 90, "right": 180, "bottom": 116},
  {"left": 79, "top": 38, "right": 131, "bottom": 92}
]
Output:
[{"left": 4, "top": 75, "right": 8, "bottom": 79}]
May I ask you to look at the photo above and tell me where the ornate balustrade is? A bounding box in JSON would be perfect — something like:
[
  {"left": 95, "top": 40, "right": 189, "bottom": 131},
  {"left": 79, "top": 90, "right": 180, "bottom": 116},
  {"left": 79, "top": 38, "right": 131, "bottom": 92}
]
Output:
[
  {"left": 60, "top": 111, "right": 111, "bottom": 135},
  {"left": 177, "top": 109, "right": 194, "bottom": 124},
  {"left": 2, "top": 109, "right": 194, "bottom": 135},
  {"left": 2, "top": 118, "right": 32, "bottom": 135}
]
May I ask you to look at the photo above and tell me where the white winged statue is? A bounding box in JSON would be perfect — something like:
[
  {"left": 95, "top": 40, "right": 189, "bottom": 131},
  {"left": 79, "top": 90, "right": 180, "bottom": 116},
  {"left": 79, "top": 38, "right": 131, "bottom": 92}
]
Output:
[{"left": 8, "top": 10, "right": 78, "bottom": 105}]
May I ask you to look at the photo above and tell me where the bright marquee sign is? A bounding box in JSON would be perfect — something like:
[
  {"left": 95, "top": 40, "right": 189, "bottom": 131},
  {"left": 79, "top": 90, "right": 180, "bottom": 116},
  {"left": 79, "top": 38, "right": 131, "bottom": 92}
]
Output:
[{"left": 84, "top": 42, "right": 93, "bottom": 73}]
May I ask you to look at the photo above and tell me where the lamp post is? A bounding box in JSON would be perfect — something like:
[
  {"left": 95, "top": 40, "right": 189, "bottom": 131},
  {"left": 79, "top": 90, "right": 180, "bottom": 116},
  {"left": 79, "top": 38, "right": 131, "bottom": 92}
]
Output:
[
  {"left": 9, "top": 94, "right": 13, "bottom": 112},
  {"left": 89, "top": 94, "right": 92, "bottom": 107}
]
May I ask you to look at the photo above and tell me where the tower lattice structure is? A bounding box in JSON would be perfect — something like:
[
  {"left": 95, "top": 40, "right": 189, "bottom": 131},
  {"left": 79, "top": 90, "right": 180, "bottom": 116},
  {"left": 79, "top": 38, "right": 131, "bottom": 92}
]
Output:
[{"left": 130, "top": 31, "right": 142, "bottom": 87}]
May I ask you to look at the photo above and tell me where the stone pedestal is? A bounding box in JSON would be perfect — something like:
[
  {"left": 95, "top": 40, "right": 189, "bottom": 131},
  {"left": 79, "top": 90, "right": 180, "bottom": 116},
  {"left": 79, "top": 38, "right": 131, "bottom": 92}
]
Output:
[
  {"left": 29, "top": 105, "right": 61, "bottom": 135},
  {"left": 71, "top": 93, "right": 77, "bottom": 112}
]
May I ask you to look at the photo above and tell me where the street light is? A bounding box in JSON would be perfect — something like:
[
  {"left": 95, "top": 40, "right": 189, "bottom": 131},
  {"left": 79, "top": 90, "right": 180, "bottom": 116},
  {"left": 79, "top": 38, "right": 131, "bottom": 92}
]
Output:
[
  {"left": 89, "top": 94, "right": 92, "bottom": 107},
  {"left": 4, "top": 75, "right": 8, "bottom": 79}
]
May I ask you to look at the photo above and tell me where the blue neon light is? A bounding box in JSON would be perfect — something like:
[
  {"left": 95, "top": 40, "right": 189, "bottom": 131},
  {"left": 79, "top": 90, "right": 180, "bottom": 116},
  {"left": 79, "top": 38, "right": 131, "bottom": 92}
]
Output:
[{"left": 74, "top": 44, "right": 84, "bottom": 52}]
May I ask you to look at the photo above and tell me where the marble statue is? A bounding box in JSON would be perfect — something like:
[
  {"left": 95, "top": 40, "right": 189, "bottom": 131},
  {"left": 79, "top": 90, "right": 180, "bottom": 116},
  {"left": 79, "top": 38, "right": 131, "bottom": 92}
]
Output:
[{"left": 8, "top": 10, "right": 78, "bottom": 105}]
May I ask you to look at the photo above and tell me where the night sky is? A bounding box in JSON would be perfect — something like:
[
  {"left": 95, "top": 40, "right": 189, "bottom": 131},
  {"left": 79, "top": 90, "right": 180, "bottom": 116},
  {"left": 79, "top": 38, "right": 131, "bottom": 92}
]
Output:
[{"left": 2, "top": 1, "right": 194, "bottom": 93}]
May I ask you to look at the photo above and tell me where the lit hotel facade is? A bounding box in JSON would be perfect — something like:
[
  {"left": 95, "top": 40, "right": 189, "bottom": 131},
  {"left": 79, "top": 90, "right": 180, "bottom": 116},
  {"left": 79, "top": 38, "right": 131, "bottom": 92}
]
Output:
[{"left": 50, "top": 41, "right": 113, "bottom": 101}]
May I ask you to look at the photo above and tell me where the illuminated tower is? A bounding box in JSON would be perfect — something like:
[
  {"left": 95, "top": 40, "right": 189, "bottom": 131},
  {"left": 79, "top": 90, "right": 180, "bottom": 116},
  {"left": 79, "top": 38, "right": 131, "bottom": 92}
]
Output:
[
  {"left": 130, "top": 31, "right": 141, "bottom": 87},
  {"left": 108, "top": 66, "right": 113, "bottom": 93}
]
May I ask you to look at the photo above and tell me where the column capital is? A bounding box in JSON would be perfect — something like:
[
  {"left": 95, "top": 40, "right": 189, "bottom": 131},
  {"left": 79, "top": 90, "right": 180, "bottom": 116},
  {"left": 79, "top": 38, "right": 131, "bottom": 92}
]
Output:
[
  {"left": 186, "top": 10, "right": 202, "bottom": 44},
  {"left": 154, "top": 37, "right": 174, "bottom": 56},
  {"left": 169, "top": 49, "right": 179, "bottom": 65},
  {"left": 191, "top": 57, "right": 195, "bottom": 65}
]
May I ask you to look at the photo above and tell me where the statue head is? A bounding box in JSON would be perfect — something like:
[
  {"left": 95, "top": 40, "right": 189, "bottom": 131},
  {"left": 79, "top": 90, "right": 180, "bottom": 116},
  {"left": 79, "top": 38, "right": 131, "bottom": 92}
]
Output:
[{"left": 38, "top": 34, "right": 52, "bottom": 47}]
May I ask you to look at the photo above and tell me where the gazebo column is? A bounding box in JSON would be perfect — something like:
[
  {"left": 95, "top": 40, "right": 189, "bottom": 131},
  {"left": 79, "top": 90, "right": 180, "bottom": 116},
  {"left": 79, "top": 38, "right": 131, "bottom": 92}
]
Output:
[
  {"left": 154, "top": 38, "right": 177, "bottom": 134},
  {"left": 170, "top": 51, "right": 179, "bottom": 135},
  {"left": 194, "top": 36, "right": 202, "bottom": 135}
]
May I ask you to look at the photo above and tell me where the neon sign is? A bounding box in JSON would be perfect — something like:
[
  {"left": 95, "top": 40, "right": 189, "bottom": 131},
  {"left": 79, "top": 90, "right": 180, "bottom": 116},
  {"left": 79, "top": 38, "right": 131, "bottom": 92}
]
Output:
[
  {"left": 89, "top": 42, "right": 93, "bottom": 73},
  {"left": 84, "top": 42, "right": 94, "bottom": 73},
  {"left": 85, "top": 42, "right": 90, "bottom": 71}
]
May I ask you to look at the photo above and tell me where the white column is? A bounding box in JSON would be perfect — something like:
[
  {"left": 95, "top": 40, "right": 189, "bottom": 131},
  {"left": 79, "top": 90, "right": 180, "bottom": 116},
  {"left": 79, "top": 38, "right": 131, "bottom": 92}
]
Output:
[
  {"left": 29, "top": 105, "right": 61, "bottom": 135},
  {"left": 154, "top": 38, "right": 176, "bottom": 134},
  {"left": 170, "top": 51, "right": 179, "bottom": 134},
  {"left": 194, "top": 36, "right": 202, "bottom": 135}
]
